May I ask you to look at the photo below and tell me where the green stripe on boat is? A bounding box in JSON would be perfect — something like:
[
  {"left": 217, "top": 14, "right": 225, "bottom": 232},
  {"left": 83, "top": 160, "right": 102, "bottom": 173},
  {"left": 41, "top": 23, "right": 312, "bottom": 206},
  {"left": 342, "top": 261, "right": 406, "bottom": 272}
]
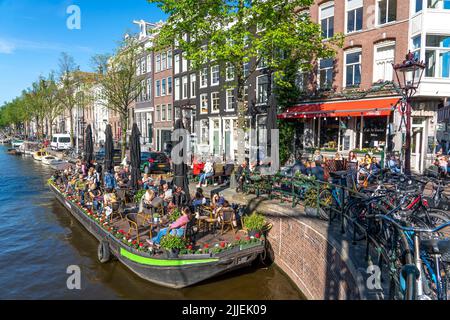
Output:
[{"left": 120, "top": 248, "right": 219, "bottom": 266}]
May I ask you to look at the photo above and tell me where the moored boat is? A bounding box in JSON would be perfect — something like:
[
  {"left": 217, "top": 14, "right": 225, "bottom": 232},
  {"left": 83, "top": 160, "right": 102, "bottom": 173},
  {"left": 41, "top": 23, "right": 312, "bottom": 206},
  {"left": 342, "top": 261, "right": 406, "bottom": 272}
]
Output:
[
  {"left": 33, "top": 150, "right": 49, "bottom": 161},
  {"left": 11, "top": 139, "right": 24, "bottom": 148},
  {"left": 42, "top": 155, "right": 58, "bottom": 165},
  {"left": 48, "top": 182, "right": 266, "bottom": 289}
]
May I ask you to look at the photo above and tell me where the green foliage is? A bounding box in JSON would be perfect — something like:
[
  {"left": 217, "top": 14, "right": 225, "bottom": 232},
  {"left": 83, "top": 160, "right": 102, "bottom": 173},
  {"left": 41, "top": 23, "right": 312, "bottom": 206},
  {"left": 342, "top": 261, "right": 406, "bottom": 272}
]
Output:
[
  {"left": 304, "top": 188, "right": 319, "bottom": 208},
  {"left": 278, "top": 121, "right": 296, "bottom": 165},
  {"left": 243, "top": 212, "right": 266, "bottom": 231},
  {"left": 168, "top": 207, "right": 182, "bottom": 223},
  {"left": 160, "top": 234, "right": 186, "bottom": 251},
  {"left": 134, "top": 190, "right": 146, "bottom": 203}
]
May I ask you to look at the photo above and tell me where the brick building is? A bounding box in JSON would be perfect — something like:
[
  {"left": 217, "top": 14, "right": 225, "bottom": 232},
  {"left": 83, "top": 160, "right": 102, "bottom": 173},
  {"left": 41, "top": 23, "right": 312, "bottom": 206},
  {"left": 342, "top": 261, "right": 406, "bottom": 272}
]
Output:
[{"left": 279, "top": 0, "right": 450, "bottom": 173}]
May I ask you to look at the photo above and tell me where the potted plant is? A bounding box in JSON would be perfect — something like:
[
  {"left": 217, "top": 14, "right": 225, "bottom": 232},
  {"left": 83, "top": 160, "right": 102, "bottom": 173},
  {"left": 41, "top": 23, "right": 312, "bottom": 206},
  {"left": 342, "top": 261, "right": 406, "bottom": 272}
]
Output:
[
  {"left": 168, "top": 207, "right": 182, "bottom": 223},
  {"left": 304, "top": 188, "right": 319, "bottom": 217},
  {"left": 243, "top": 212, "right": 266, "bottom": 238},
  {"left": 153, "top": 213, "right": 160, "bottom": 224},
  {"left": 160, "top": 234, "right": 186, "bottom": 258}
]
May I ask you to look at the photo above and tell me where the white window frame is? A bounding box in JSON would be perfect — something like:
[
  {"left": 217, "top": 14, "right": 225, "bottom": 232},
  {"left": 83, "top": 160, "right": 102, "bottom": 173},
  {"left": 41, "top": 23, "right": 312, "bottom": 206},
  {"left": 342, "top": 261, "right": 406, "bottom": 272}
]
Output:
[
  {"left": 161, "top": 78, "right": 167, "bottom": 96},
  {"left": 319, "top": 1, "right": 335, "bottom": 39},
  {"left": 318, "top": 58, "right": 334, "bottom": 89},
  {"left": 376, "top": 0, "right": 397, "bottom": 26},
  {"left": 345, "top": 0, "right": 363, "bottom": 34},
  {"left": 256, "top": 75, "right": 269, "bottom": 105},
  {"left": 226, "top": 63, "right": 235, "bottom": 81},
  {"left": 211, "top": 65, "right": 220, "bottom": 86},
  {"left": 200, "top": 93, "right": 209, "bottom": 114},
  {"left": 200, "top": 67, "right": 208, "bottom": 88},
  {"left": 155, "top": 54, "right": 161, "bottom": 73},
  {"left": 182, "top": 76, "right": 188, "bottom": 99},
  {"left": 146, "top": 78, "right": 152, "bottom": 101},
  {"left": 161, "top": 52, "right": 167, "bottom": 71},
  {"left": 373, "top": 41, "right": 395, "bottom": 82},
  {"left": 226, "top": 88, "right": 235, "bottom": 111},
  {"left": 424, "top": 34, "right": 450, "bottom": 78},
  {"left": 167, "top": 104, "right": 172, "bottom": 121},
  {"left": 211, "top": 92, "right": 220, "bottom": 114},
  {"left": 174, "top": 78, "right": 180, "bottom": 101},
  {"left": 167, "top": 77, "right": 172, "bottom": 95},
  {"left": 182, "top": 53, "right": 188, "bottom": 72},
  {"left": 156, "top": 105, "right": 161, "bottom": 122},
  {"left": 161, "top": 104, "right": 166, "bottom": 121},
  {"left": 155, "top": 80, "right": 161, "bottom": 97},
  {"left": 147, "top": 54, "right": 152, "bottom": 73},
  {"left": 344, "top": 48, "right": 362, "bottom": 87},
  {"left": 167, "top": 50, "right": 172, "bottom": 69},
  {"left": 190, "top": 73, "right": 197, "bottom": 98},
  {"left": 174, "top": 54, "right": 180, "bottom": 74}
]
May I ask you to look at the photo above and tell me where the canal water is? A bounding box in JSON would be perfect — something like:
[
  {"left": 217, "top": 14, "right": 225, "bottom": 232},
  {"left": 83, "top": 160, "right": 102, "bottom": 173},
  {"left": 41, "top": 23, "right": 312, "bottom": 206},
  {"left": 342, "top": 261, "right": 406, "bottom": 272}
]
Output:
[{"left": 0, "top": 146, "right": 304, "bottom": 300}]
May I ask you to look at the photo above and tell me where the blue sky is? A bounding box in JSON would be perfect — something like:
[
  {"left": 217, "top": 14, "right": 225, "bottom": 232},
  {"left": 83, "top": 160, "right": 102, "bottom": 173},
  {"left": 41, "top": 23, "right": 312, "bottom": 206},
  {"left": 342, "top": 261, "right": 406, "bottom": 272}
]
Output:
[{"left": 0, "top": 0, "right": 166, "bottom": 104}]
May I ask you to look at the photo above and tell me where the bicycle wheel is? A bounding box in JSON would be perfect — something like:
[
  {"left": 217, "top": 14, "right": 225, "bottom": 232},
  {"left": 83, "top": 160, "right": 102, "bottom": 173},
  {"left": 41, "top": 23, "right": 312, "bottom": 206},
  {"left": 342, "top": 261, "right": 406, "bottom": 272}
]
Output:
[{"left": 317, "top": 188, "right": 338, "bottom": 221}]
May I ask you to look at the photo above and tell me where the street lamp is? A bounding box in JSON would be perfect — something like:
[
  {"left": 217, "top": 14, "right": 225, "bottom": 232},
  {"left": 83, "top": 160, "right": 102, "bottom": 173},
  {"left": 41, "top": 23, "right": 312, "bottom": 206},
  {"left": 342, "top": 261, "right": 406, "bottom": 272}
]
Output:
[{"left": 393, "top": 51, "right": 426, "bottom": 175}]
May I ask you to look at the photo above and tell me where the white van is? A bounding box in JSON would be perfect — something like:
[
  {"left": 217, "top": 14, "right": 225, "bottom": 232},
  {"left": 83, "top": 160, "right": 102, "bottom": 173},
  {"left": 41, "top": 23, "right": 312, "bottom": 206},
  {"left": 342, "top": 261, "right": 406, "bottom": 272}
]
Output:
[{"left": 51, "top": 134, "right": 72, "bottom": 151}]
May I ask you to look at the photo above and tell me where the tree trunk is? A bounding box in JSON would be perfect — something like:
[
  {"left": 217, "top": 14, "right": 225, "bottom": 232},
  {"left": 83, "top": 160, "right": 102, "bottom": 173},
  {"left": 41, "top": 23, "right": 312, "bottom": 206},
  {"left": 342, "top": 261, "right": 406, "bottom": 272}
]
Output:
[
  {"left": 235, "top": 65, "right": 247, "bottom": 164},
  {"left": 69, "top": 107, "right": 75, "bottom": 147},
  {"left": 121, "top": 114, "right": 128, "bottom": 161}
]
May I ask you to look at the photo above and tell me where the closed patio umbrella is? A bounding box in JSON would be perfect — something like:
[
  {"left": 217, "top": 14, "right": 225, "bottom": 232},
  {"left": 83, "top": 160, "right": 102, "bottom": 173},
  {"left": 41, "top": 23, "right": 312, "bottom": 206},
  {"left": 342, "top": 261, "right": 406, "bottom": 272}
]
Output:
[
  {"left": 84, "top": 124, "right": 94, "bottom": 165},
  {"left": 172, "top": 118, "right": 191, "bottom": 204},
  {"left": 104, "top": 124, "right": 114, "bottom": 172},
  {"left": 130, "top": 123, "right": 142, "bottom": 191}
]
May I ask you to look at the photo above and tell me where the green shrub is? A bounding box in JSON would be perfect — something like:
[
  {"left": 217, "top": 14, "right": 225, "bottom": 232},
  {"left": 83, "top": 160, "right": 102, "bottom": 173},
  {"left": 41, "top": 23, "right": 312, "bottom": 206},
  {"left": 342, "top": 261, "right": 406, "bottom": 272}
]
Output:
[
  {"left": 134, "top": 190, "right": 146, "bottom": 203},
  {"left": 169, "top": 207, "right": 182, "bottom": 222},
  {"left": 243, "top": 212, "right": 266, "bottom": 231},
  {"left": 160, "top": 234, "right": 186, "bottom": 251},
  {"left": 304, "top": 188, "right": 319, "bottom": 208}
]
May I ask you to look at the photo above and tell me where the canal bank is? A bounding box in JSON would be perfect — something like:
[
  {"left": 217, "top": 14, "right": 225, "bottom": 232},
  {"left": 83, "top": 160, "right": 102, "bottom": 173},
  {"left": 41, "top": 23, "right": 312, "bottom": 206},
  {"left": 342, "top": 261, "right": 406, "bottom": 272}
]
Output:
[{"left": 0, "top": 146, "right": 304, "bottom": 300}]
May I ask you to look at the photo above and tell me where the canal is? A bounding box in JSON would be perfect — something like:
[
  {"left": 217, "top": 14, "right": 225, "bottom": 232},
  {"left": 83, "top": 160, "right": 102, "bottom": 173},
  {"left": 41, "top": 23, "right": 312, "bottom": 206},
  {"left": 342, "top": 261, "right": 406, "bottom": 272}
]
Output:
[{"left": 0, "top": 146, "right": 304, "bottom": 300}]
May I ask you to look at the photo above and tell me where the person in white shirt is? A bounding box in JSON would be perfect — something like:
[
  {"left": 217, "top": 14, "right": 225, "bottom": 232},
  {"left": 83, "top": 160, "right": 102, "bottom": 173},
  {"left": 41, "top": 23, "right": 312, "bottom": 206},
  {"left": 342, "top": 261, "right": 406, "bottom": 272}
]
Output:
[{"left": 197, "top": 159, "right": 214, "bottom": 187}]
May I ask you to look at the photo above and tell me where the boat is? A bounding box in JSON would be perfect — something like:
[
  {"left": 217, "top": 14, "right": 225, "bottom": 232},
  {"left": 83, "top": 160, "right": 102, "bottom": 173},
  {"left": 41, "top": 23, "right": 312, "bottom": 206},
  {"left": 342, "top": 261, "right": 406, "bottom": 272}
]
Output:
[
  {"left": 11, "top": 139, "right": 24, "bottom": 148},
  {"left": 42, "top": 156, "right": 58, "bottom": 165},
  {"left": 48, "top": 182, "right": 266, "bottom": 289},
  {"left": 19, "top": 141, "right": 41, "bottom": 156},
  {"left": 6, "top": 148, "right": 20, "bottom": 155},
  {"left": 33, "top": 150, "right": 49, "bottom": 161},
  {"left": 48, "top": 158, "right": 68, "bottom": 167}
]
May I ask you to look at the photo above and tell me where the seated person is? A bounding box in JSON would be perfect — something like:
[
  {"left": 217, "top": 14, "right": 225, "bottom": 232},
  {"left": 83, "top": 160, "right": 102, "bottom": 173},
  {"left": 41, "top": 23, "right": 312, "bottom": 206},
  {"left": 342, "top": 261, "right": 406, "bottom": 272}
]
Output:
[
  {"left": 387, "top": 155, "right": 401, "bottom": 174},
  {"left": 192, "top": 188, "right": 207, "bottom": 209},
  {"left": 104, "top": 169, "right": 117, "bottom": 190},
  {"left": 197, "top": 159, "right": 214, "bottom": 187},
  {"left": 65, "top": 175, "right": 77, "bottom": 194},
  {"left": 370, "top": 157, "right": 381, "bottom": 178},
  {"left": 162, "top": 183, "right": 173, "bottom": 203},
  {"left": 88, "top": 182, "right": 103, "bottom": 214},
  {"left": 216, "top": 200, "right": 237, "bottom": 228},
  {"left": 103, "top": 188, "right": 117, "bottom": 218},
  {"left": 172, "top": 185, "right": 188, "bottom": 207},
  {"left": 140, "top": 189, "right": 164, "bottom": 214},
  {"left": 75, "top": 174, "right": 87, "bottom": 205},
  {"left": 290, "top": 159, "right": 307, "bottom": 176},
  {"left": 235, "top": 160, "right": 249, "bottom": 193},
  {"left": 148, "top": 207, "right": 192, "bottom": 246},
  {"left": 192, "top": 158, "right": 205, "bottom": 178},
  {"left": 142, "top": 174, "right": 153, "bottom": 190}
]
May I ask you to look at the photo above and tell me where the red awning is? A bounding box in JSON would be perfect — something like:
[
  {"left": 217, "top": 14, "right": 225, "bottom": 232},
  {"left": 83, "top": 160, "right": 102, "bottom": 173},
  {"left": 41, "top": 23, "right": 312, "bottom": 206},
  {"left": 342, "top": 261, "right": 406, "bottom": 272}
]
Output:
[{"left": 279, "top": 97, "right": 400, "bottom": 119}]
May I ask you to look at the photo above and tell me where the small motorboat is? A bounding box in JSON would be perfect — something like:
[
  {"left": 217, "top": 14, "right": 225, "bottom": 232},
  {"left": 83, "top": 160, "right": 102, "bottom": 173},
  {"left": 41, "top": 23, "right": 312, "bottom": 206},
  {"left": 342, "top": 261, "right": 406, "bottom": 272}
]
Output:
[
  {"left": 48, "top": 158, "right": 67, "bottom": 167},
  {"left": 11, "top": 140, "right": 24, "bottom": 148},
  {"left": 33, "top": 150, "right": 49, "bottom": 161},
  {"left": 42, "top": 156, "right": 58, "bottom": 165}
]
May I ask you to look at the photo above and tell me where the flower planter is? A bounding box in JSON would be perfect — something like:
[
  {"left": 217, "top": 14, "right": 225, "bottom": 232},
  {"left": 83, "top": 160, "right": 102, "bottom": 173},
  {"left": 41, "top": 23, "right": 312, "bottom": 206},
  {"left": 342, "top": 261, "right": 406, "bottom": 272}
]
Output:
[
  {"left": 239, "top": 241, "right": 262, "bottom": 251},
  {"left": 305, "top": 206, "right": 319, "bottom": 217},
  {"left": 247, "top": 230, "right": 261, "bottom": 238}
]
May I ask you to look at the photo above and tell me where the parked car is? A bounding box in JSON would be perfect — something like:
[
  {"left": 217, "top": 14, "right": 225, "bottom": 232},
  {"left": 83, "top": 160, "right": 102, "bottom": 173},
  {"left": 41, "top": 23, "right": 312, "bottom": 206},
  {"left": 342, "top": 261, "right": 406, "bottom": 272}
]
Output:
[
  {"left": 51, "top": 134, "right": 72, "bottom": 151},
  {"left": 140, "top": 152, "right": 171, "bottom": 174},
  {"left": 95, "top": 148, "right": 123, "bottom": 165}
]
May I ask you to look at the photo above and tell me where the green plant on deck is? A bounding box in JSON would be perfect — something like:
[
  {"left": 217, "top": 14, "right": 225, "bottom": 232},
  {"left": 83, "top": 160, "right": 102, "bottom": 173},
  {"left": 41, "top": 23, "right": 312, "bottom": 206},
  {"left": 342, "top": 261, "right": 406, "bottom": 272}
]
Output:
[
  {"left": 168, "top": 207, "right": 182, "bottom": 223},
  {"left": 134, "top": 189, "right": 146, "bottom": 203},
  {"left": 304, "top": 188, "right": 320, "bottom": 208},
  {"left": 160, "top": 234, "right": 186, "bottom": 251},
  {"left": 243, "top": 212, "right": 266, "bottom": 232}
]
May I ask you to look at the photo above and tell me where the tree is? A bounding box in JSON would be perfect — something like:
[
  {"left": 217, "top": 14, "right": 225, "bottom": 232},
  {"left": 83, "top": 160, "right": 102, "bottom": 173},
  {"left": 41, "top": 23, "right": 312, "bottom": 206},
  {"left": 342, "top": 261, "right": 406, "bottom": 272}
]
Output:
[
  {"left": 91, "top": 54, "right": 111, "bottom": 75},
  {"left": 58, "top": 52, "right": 80, "bottom": 147},
  {"left": 148, "top": 0, "right": 342, "bottom": 161},
  {"left": 94, "top": 38, "right": 143, "bottom": 159},
  {"left": 40, "top": 73, "right": 64, "bottom": 138}
]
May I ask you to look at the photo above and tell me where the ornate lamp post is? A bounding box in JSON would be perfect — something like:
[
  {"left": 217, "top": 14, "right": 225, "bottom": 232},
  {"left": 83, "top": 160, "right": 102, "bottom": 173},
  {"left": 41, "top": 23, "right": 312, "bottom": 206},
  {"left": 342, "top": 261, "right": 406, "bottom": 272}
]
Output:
[{"left": 392, "top": 51, "right": 426, "bottom": 175}]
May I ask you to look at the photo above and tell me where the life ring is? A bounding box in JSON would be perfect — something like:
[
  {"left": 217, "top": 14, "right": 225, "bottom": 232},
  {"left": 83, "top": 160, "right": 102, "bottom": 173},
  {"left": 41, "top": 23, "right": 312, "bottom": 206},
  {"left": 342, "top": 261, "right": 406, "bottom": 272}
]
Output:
[{"left": 97, "top": 241, "right": 111, "bottom": 264}]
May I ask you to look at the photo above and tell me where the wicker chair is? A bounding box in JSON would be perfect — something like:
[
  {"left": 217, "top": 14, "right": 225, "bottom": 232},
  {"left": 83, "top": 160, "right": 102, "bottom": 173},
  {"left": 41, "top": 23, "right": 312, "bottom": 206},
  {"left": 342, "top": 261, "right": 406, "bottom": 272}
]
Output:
[{"left": 218, "top": 207, "right": 236, "bottom": 235}]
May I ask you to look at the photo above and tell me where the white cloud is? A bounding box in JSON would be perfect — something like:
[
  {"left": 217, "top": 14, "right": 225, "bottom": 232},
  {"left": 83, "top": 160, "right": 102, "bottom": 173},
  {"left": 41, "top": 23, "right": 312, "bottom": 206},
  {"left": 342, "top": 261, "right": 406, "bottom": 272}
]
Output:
[{"left": 0, "top": 39, "right": 15, "bottom": 54}]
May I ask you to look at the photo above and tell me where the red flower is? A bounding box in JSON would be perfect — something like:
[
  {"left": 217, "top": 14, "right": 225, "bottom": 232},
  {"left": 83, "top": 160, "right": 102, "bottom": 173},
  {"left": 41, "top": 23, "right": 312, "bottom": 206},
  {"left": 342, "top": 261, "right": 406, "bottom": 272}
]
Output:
[
  {"left": 139, "top": 243, "right": 144, "bottom": 247},
  {"left": 204, "top": 244, "right": 209, "bottom": 249},
  {"left": 235, "top": 236, "right": 241, "bottom": 241},
  {"left": 255, "top": 233, "right": 261, "bottom": 239},
  {"left": 246, "top": 236, "right": 251, "bottom": 241},
  {"left": 132, "top": 240, "right": 137, "bottom": 245},
  {"left": 220, "top": 242, "right": 226, "bottom": 248},
  {"left": 118, "top": 230, "right": 124, "bottom": 234},
  {"left": 187, "top": 245, "right": 193, "bottom": 250}
]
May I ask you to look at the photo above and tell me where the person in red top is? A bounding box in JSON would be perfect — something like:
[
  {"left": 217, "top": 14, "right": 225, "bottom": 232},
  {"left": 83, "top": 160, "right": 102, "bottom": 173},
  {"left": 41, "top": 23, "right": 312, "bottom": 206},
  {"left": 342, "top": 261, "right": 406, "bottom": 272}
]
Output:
[
  {"left": 147, "top": 207, "right": 192, "bottom": 246},
  {"left": 192, "top": 157, "right": 205, "bottom": 176}
]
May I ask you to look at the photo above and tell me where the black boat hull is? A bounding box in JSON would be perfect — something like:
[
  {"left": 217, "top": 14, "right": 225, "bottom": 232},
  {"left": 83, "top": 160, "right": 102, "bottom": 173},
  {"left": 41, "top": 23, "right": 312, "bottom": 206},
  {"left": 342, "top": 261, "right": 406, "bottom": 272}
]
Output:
[{"left": 50, "top": 184, "right": 264, "bottom": 289}]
